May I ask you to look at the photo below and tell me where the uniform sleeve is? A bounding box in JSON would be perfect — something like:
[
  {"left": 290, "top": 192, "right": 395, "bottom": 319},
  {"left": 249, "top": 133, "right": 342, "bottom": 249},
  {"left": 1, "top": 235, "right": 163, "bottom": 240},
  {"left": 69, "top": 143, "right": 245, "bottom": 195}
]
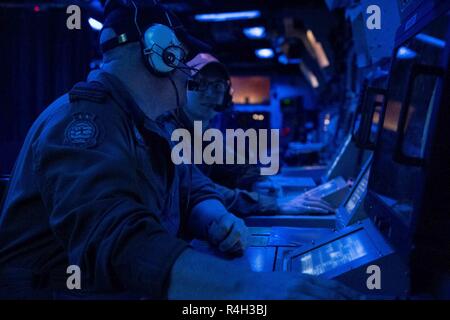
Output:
[
  {"left": 214, "top": 183, "right": 279, "bottom": 217},
  {"left": 202, "top": 162, "right": 267, "bottom": 191},
  {"left": 32, "top": 101, "right": 188, "bottom": 298},
  {"left": 181, "top": 164, "right": 224, "bottom": 214}
]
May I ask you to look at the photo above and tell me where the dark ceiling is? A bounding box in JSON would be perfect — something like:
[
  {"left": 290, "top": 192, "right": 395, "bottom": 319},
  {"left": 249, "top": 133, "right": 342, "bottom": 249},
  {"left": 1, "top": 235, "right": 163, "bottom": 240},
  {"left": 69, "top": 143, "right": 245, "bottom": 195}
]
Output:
[
  {"left": 2, "top": 0, "right": 347, "bottom": 75},
  {"left": 155, "top": 0, "right": 342, "bottom": 74}
]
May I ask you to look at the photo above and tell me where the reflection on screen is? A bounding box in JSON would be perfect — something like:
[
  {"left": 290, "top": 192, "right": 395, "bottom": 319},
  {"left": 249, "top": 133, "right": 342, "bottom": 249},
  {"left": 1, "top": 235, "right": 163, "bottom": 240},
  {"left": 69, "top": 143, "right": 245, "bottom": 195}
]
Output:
[
  {"left": 345, "top": 169, "right": 370, "bottom": 213},
  {"left": 298, "top": 232, "right": 371, "bottom": 275},
  {"left": 383, "top": 100, "right": 402, "bottom": 132},
  {"left": 304, "top": 181, "right": 334, "bottom": 197},
  {"left": 303, "top": 177, "right": 346, "bottom": 198}
]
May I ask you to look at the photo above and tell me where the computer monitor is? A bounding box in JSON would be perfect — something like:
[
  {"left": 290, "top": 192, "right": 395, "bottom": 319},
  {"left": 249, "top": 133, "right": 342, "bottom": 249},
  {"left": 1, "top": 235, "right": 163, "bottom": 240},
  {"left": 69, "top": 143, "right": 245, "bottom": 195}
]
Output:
[
  {"left": 321, "top": 134, "right": 367, "bottom": 183},
  {"left": 230, "top": 76, "right": 271, "bottom": 105},
  {"left": 289, "top": 229, "right": 378, "bottom": 277},
  {"left": 365, "top": 11, "right": 448, "bottom": 255},
  {"left": 301, "top": 176, "right": 349, "bottom": 208},
  {"left": 283, "top": 219, "right": 407, "bottom": 295},
  {"left": 344, "top": 169, "right": 369, "bottom": 214},
  {"left": 335, "top": 155, "right": 372, "bottom": 229},
  {"left": 322, "top": 76, "right": 385, "bottom": 184},
  {"left": 352, "top": 87, "right": 386, "bottom": 150}
]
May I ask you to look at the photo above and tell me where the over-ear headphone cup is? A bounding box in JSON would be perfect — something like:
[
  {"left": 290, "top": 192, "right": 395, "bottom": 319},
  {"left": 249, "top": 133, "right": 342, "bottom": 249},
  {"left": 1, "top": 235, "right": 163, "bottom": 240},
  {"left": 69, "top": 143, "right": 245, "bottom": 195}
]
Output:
[
  {"left": 142, "top": 24, "right": 185, "bottom": 75},
  {"left": 162, "top": 46, "right": 184, "bottom": 68},
  {"left": 163, "top": 51, "right": 176, "bottom": 66}
]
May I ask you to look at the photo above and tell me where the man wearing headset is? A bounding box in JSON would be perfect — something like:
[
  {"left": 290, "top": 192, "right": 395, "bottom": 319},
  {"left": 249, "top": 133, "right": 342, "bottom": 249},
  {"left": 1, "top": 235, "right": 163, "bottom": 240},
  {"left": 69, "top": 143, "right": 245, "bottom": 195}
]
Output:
[
  {"left": 0, "top": 0, "right": 359, "bottom": 299},
  {"left": 158, "top": 53, "right": 336, "bottom": 217}
]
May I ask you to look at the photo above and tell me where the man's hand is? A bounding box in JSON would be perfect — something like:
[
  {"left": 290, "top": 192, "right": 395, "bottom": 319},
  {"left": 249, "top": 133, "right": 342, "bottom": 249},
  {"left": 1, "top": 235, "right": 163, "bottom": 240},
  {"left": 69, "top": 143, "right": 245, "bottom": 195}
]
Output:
[
  {"left": 243, "top": 272, "right": 363, "bottom": 300},
  {"left": 207, "top": 214, "right": 249, "bottom": 256},
  {"left": 252, "top": 178, "right": 282, "bottom": 197},
  {"left": 169, "top": 249, "right": 365, "bottom": 300},
  {"left": 278, "top": 194, "right": 335, "bottom": 215}
]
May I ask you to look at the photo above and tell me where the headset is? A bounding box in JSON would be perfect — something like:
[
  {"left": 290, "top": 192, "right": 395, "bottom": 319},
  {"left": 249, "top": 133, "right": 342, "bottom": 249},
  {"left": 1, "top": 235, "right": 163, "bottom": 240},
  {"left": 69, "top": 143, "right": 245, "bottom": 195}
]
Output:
[
  {"left": 129, "top": 0, "right": 188, "bottom": 76},
  {"left": 129, "top": 1, "right": 234, "bottom": 113},
  {"left": 128, "top": 1, "right": 197, "bottom": 212},
  {"left": 129, "top": 0, "right": 205, "bottom": 109},
  {"left": 128, "top": 0, "right": 235, "bottom": 112}
]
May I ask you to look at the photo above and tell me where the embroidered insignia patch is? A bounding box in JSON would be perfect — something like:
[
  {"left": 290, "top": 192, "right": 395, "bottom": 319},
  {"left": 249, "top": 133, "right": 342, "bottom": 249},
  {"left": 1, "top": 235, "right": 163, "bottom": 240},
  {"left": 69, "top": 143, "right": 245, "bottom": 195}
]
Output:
[{"left": 64, "top": 112, "right": 99, "bottom": 148}]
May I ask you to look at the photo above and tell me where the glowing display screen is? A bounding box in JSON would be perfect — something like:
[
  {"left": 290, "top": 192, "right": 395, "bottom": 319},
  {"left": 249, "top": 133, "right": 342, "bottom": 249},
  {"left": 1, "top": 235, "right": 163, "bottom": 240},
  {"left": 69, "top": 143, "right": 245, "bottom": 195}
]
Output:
[
  {"left": 230, "top": 76, "right": 271, "bottom": 105},
  {"left": 303, "top": 177, "right": 347, "bottom": 198},
  {"left": 345, "top": 169, "right": 370, "bottom": 214},
  {"left": 295, "top": 231, "right": 375, "bottom": 275}
]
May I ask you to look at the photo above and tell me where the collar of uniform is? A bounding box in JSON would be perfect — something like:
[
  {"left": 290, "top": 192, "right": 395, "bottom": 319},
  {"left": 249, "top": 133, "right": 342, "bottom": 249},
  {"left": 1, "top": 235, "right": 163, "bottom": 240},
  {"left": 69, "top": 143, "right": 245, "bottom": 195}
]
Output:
[
  {"left": 158, "top": 108, "right": 193, "bottom": 132},
  {"left": 86, "top": 70, "right": 167, "bottom": 137}
]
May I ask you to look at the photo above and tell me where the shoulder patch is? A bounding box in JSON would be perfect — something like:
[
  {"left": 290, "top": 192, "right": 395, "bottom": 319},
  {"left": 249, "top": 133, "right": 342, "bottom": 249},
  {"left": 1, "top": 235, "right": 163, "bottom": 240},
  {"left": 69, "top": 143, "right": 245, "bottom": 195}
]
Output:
[
  {"left": 69, "top": 81, "right": 108, "bottom": 103},
  {"left": 64, "top": 112, "right": 100, "bottom": 148}
]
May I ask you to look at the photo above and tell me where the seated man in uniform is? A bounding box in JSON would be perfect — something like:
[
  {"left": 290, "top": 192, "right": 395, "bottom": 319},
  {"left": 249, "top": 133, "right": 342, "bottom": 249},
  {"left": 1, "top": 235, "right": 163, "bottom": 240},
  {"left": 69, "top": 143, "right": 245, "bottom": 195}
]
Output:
[
  {"left": 0, "top": 0, "right": 358, "bottom": 300},
  {"left": 157, "top": 53, "right": 335, "bottom": 217}
]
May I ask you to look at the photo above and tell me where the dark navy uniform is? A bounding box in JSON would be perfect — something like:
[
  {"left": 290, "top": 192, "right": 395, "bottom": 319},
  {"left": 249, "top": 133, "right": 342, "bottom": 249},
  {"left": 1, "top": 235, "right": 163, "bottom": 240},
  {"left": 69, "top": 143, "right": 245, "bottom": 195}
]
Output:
[
  {"left": 0, "top": 70, "right": 223, "bottom": 299},
  {"left": 157, "top": 109, "right": 279, "bottom": 217}
]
